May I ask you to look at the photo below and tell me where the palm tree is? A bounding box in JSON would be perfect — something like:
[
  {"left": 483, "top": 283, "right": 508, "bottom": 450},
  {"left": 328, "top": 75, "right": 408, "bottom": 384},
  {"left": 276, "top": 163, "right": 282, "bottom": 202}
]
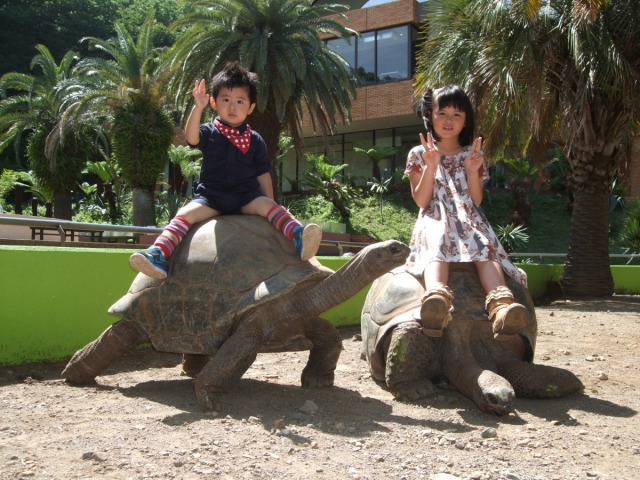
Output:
[
  {"left": 168, "top": 144, "right": 202, "bottom": 196},
  {"left": 57, "top": 12, "right": 174, "bottom": 226},
  {"left": 415, "top": 0, "right": 640, "bottom": 296},
  {"left": 15, "top": 170, "right": 55, "bottom": 218},
  {"left": 353, "top": 145, "right": 397, "bottom": 181},
  {"left": 164, "top": 0, "right": 357, "bottom": 198},
  {"left": 0, "top": 45, "right": 93, "bottom": 219}
]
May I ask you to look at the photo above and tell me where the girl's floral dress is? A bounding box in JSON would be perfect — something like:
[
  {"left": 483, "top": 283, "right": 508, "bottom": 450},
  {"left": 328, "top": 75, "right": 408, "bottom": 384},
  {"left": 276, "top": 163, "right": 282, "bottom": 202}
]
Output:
[{"left": 404, "top": 145, "right": 527, "bottom": 287}]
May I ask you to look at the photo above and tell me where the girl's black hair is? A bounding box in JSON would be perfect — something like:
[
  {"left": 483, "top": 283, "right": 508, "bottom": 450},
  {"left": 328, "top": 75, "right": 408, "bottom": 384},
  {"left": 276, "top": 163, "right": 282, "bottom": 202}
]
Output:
[
  {"left": 421, "top": 85, "right": 475, "bottom": 147},
  {"left": 210, "top": 61, "right": 259, "bottom": 105}
]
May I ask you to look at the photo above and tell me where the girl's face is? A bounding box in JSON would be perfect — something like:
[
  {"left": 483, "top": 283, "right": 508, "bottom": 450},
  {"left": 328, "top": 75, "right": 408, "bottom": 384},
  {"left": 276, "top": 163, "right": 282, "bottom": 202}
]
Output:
[
  {"left": 210, "top": 86, "right": 256, "bottom": 127},
  {"left": 432, "top": 104, "right": 466, "bottom": 143}
]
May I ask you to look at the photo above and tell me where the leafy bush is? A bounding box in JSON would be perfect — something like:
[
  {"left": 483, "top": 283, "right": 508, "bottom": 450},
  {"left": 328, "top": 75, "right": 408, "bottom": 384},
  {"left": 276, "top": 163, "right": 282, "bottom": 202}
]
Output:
[
  {"left": 494, "top": 223, "right": 530, "bottom": 253},
  {"left": 286, "top": 194, "right": 342, "bottom": 223},
  {"left": 301, "top": 153, "right": 361, "bottom": 219}
]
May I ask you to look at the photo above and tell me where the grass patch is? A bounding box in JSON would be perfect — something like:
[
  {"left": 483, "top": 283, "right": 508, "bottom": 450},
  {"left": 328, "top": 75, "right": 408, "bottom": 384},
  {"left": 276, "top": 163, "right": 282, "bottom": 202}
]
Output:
[{"left": 287, "top": 188, "right": 576, "bottom": 259}]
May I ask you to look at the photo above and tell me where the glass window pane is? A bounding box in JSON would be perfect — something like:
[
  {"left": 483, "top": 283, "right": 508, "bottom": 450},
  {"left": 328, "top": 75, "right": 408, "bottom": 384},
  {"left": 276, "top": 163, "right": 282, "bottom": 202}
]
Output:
[
  {"left": 357, "top": 31, "right": 376, "bottom": 85},
  {"left": 344, "top": 131, "right": 374, "bottom": 185},
  {"left": 376, "top": 26, "right": 409, "bottom": 83},
  {"left": 327, "top": 36, "right": 355, "bottom": 69},
  {"left": 375, "top": 129, "right": 396, "bottom": 179},
  {"left": 395, "top": 125, "right": 424, "bottom": 173}
]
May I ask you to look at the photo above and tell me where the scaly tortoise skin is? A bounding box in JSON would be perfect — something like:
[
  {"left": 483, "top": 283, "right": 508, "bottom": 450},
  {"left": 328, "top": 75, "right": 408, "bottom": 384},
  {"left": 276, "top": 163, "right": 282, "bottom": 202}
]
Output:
[
  {"left": 361, "top": 263, "right": 584, "bottom": 415},
  {"left": 62, "top": 215, "right": 410, "bottom": 410}
]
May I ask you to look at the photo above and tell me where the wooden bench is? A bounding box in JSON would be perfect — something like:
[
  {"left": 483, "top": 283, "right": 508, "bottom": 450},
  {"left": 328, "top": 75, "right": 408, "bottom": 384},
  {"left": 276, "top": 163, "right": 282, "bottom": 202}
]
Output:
[{"left": 30, "top": 226, "right": 104, "bottom": 242}]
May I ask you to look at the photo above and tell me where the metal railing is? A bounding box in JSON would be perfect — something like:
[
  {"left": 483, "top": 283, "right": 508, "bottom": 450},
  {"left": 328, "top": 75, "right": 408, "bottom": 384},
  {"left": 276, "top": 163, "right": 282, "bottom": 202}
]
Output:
[
  {"left": 2, "top": 215, "right": 639, "bottom": 259},
  {"left": 0, "top": 215, "right": 162, "bottom": 246},
  {"left": 509, "top": 252, "right": 640, "bottom": 261},
  {"left": 0, "top": 215, "right": 372, "bottom": 253}
]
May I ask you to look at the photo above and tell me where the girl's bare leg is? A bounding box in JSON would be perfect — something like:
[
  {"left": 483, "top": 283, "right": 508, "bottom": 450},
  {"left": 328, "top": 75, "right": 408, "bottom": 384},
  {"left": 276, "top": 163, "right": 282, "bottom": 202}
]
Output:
[{"left": 424, "top": 261, "right": 450, "bottom": 289}]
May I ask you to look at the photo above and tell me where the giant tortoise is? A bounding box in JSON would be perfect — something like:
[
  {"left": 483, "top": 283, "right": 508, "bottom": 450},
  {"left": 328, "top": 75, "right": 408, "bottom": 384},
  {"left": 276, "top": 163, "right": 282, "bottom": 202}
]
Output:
[
  {"left": 62, "top": 215, "right": 410, "bottom": 410},
  {"left": 361, "top": 263, "right": 584, "bottom": 415}
]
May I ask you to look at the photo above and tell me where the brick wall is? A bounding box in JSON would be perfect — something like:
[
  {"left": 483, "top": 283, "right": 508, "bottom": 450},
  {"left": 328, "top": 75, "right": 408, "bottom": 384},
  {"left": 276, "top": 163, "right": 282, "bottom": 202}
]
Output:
[
  {"left": 353, "top": 81, "right": 416, "bottom": 120},
  {"left": 302, "top": 80, "right": 416, "bottom": 128},
  {"left": 320, "top": 0, "right": 418, "bottom": 38}
]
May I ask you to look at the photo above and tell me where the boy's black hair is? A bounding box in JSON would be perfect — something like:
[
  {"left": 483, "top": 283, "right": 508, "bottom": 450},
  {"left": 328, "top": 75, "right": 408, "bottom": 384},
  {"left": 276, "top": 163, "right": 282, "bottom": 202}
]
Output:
[
  {"left": 210, "top": 61, "right": 259, "bottom": 105},
  {"left": 421, "top": 85, "right": 475, "bottom": 147}
]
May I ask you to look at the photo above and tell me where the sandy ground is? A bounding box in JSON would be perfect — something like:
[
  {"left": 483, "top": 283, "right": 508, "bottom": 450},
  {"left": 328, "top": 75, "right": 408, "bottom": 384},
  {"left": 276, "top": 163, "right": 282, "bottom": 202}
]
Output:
[{"left": 1, "top": 296, "right": 639, "bottom": 480}]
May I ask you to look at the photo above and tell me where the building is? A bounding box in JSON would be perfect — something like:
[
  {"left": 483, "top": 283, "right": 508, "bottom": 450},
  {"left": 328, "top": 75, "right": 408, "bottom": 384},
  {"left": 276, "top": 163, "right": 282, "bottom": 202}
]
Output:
[
  {"left": 282, "top": 0, "right": 640, "bottom": 201},
  {"left": 281, "top": 0, "right": 426, "bottom": 192}
]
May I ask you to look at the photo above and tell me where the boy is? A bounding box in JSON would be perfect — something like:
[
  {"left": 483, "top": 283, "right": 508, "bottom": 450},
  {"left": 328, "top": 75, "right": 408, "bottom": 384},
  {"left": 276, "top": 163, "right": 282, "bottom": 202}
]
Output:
[{"left": 130, "top": 62, "right": 321, "bottom": 279}]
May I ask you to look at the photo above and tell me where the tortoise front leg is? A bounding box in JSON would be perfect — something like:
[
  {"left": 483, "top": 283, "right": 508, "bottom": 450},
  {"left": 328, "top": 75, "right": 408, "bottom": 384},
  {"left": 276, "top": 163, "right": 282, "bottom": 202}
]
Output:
[
  {"left": 497, "top": 360, "right": 584, "bottom": 398},
  {"left": 62, "top": 320, "right": 149, "bottom": 384},
  {"left": 194, "top": 328, "right": 260, "bottom": 410},
  {"left": 385, "top": 321, "right": 439, "bottom": 401},
  {"left": 301, "top": 316, "right": 343, "bottom": 388}
]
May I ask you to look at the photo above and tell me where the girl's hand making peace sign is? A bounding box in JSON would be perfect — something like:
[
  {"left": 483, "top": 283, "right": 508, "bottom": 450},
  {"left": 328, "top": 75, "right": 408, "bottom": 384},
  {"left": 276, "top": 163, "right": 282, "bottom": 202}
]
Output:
[
  {"left": 465, "top": 137, "right": 485, "bottom": 175},
  {"left": 419, "top": 132, "right": 442, "bottom": 177}
]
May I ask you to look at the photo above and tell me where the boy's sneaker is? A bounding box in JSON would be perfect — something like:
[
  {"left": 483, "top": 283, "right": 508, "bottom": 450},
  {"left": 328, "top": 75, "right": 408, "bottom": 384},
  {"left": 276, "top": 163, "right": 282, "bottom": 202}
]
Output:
[
  {"left": 129, "top": 246, "right": 168, "bottom": 279},
  {"left": 293, "top": 224, "right": 322, "bottom": 261}
]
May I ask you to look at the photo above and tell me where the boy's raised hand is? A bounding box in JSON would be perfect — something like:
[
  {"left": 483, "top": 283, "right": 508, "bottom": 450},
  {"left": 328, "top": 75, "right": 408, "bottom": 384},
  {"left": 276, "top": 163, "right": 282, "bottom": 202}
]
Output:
[{"left": 192, "top": 79, "right": 210, "bottom": 110}]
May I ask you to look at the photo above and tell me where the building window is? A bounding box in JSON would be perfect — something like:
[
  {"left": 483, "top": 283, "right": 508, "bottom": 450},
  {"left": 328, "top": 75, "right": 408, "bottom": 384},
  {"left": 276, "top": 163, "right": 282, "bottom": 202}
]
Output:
[
  {"left": 327, "top": 36, "right": 355, "bottom": 70},
  {"left": 327, "top": 25, "right": 412, "bottom": 85},
  {"left": 357, "top": 31, "right": 376, "bottom": 85},
  {"left": 377, "top": 26, "right": 409, "bottom": 82}
]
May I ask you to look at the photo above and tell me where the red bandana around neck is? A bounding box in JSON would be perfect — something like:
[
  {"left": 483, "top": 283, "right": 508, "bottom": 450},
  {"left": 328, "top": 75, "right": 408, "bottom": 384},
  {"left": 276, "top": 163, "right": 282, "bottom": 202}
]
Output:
[{"left": 214, "top": 118, "right": 252, "bottom": 154}]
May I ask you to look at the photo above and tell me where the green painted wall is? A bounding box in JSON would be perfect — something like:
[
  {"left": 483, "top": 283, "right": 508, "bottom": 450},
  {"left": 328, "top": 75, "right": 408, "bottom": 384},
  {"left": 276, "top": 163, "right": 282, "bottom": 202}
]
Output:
[
  {"left": 1, "top": 247, "right": 136, "bottom": 365},
  {"left": 1, "top": 245, "right": 638, "bottom": 365}
]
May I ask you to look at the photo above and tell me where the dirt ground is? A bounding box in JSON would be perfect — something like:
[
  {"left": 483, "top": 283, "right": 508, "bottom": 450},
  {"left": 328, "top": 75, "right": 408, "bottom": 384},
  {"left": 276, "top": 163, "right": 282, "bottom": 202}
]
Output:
[{"left": 1, "top": 296, "right": 639, "bottom": 480}]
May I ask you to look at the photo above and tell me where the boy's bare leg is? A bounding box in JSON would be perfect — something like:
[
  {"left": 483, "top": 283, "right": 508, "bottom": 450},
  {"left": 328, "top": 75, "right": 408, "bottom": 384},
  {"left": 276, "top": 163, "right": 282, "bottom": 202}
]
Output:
[{"left": 130, "top": 203, "right": 219, "bottom": 279}]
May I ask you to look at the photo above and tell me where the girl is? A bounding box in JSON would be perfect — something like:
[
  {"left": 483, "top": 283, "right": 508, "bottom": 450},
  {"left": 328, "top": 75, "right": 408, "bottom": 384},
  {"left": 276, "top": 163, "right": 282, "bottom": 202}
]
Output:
[{"left": 405, "top": 85, "right": 528, "bottom": 339}]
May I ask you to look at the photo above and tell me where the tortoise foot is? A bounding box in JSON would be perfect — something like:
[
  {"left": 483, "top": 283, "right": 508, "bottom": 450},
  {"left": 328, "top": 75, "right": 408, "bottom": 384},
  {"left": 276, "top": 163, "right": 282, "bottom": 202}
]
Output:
[
  {"left": 63, "top": 375, "right": 98, "bottom": 386},
  {"left": 301, "top": 370, "right": 335, "bottom": 388},
  {"left": 194, "top": 383, "right": 225, "bottom": 411},
  {"left": 61, "top": 361, "right": 99, "bottom": 385},
  {"left": 390, "top": 378, "right": 438, "bottom": 402}
]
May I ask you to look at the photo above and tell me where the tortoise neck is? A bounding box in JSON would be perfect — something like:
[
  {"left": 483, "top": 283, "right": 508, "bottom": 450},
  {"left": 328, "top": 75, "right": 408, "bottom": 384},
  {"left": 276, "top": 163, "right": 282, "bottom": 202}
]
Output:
[{"left": 295, "top": 252, "right": 381, "bottom": 315}]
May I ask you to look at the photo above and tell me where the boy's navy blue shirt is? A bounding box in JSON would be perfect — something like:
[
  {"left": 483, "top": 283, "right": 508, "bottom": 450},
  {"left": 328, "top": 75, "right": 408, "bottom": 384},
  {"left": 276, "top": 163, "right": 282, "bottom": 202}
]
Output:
[{"left": 190, "top": 117, "right": 270, "bottom": 195}]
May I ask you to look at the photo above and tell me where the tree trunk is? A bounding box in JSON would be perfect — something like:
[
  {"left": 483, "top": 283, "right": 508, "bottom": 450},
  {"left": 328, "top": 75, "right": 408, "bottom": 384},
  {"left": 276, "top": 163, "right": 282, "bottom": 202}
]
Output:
[
  {"left": 104, "top": 182, "right": 119, "bottom": 223},
  {"left": 53, "top": 190, "right": 73, "bottom": 220},
  {"left": 132, "top": 187, "right": 156, "bottom": 227},
  {"left": 560, "top": 151, "right": 614, "bottom": 296},
  {"left": 14, "top": 185, "right": 23, "bottom": 215},
  {"left": 248, "top": 111, "right": 283, "bottom": 202},
  {"left": 372, "top": 163, "right": 381, "bottom": 182},
  {"left": 509, "top": 179, "right": 531, "bottom": 225}
]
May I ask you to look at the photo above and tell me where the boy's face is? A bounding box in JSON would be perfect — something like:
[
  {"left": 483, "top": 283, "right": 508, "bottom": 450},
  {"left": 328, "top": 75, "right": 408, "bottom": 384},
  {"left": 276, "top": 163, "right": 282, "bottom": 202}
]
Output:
[{"left": 210, "top": 86, "right": 256, "bottom": 128}]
